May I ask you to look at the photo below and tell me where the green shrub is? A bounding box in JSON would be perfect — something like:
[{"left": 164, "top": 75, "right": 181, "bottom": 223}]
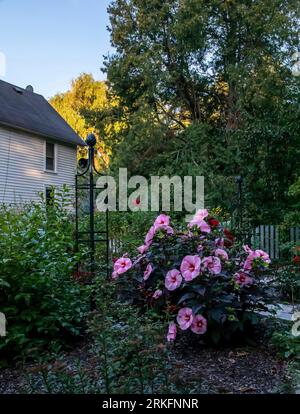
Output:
[
  {"left": 279, "top": 211, "right": 300, "bottom": 259},
  {"left": 102, "top": 211, "right": 157, "bottom": 258},
  {"left": 272, "top": 329, "right": 300, "bottom": 360},
  {"left": 275, "top": 263, "right": 300, "bottom": 303},
  {"left": 0, "top": 187, "right": 90, "bottom": 360},
  {"left": 22, "top": 277, "right": 201, "bottom": 394}
]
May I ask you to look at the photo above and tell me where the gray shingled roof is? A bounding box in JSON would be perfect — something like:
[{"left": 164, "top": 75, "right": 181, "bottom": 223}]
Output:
[{"left": 0, "top": 80, "right": 86, "bottom": 146}]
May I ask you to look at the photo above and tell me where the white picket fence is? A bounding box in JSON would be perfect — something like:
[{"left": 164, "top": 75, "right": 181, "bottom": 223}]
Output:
[
  {"left": 109, "top": 226, "right": 300, "bottom": 260},
  {"left": 109, "top": 238, "right": 123, "bottom": 255},
  {"left": 251, "top": 225, "right": 300, "bottom": 259}
]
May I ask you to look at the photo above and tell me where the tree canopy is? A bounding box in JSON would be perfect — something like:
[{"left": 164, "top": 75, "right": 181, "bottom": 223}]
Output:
[
  {"left": 49, "top": 2, "right": 300, "bottom": 223},
  {"left": 49, "top": 73, "right": 126, "bottom": 166},
  {"left": 102, "top": 0, "right": 300, "bottom": 223}
]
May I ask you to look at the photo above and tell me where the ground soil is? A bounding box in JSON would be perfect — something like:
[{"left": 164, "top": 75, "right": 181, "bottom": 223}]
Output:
[{"left": 0, "top": 339, "right": 290, "bottom": 394}]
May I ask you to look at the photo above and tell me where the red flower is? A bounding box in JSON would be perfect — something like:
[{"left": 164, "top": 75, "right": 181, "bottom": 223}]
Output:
[
  {"left": 224, "top": 228, "right": 235, "bottom": 248},
  {"left": 293, "top": 255, "right": 300, "bottom": 265},
  {"left": 208, "top": 218, "right": 220, "bottom": 228}
]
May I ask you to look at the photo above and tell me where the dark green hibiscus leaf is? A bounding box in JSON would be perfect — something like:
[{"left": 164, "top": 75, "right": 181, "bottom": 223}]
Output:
[
  {"left": 191, "top": 285, "right": 206, "bottom": 296},
  {"left": 208, "top": 308, "right": 227, "bottom": 323},
  {"left": 177, "top": 292, "right": 196, "bottom": 304},
  {"left": 192, "top": 304, "right": 205, "bottom": 314}
]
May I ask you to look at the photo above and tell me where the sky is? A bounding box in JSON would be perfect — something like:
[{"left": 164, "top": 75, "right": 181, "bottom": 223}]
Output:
[{"left": 0, "top": 0, "right": 113, "bottom": 98}]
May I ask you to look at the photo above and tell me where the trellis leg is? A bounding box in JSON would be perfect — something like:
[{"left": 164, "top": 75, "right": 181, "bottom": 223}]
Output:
[
  {"left": 89, "top": 144, "right": 95, "bottom": 274},
  {"left": 75, "top": 174, "right": 79, "bottom": 271},
  {"left": 106, "top": 208, "right": 109, "bottom": 279}
]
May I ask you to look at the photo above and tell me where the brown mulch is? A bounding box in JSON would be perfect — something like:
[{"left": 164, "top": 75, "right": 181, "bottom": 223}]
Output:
[
  {"left": 0, "top": 342, "right": 92, "bottom": 394},
  {"left": 0, "top": 341, "right": 290, "bottom": 394},
  {"left": 172, "top": 345, "right": 289, "bottom": 394}
]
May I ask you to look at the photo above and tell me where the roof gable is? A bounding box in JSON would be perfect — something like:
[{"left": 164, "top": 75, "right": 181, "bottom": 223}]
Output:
[{"left": 0, "top": 80, "right": 86, "bottom": 146}]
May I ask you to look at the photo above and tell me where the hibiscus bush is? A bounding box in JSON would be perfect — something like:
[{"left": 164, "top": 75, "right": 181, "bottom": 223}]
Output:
[{"left": 112, "top": 210, "right": 275, "bottom": 345}]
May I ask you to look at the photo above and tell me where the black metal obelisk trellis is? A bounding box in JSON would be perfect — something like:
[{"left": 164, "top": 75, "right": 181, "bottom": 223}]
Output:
[
  {"left": 235, "top": 175, "right": 243, "bottom": 232},
  {"left": 232, "top": 175, "right": 249, "bottom": 243},
  {"left": 75, "top": 133, "right": 109, "bottom": 279}
]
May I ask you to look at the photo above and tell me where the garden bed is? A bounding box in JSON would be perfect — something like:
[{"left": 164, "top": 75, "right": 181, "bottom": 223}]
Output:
[
  {"left": 172, "top": 342, "right": 288, "bottom": 394},
  {"left": 0, "top": 339, "right": 290, "bottom": 394},
  {"left": 1, "top": 207, "right": 298, "bottom": 395}
]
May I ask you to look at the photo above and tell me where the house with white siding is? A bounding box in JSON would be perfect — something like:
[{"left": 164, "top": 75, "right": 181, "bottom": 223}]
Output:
[{"left": 0, "top": 80, "right": 85, "bottom": 205}]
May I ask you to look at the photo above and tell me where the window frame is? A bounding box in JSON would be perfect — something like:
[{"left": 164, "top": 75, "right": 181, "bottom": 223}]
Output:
[
  {"left": 44, "top": 141, "right": 57, "bottom": 173},
  {"left": 44, "top": 185, "right": 55, "bottom": 206}
]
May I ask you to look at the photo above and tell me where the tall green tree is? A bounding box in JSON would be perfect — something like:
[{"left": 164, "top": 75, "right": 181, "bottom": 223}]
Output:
[
  {"left": 50, "top": 73, "right": 126, "bottom": 167},
  {"left": 103, "top": 0, "right": 300, "bottom": 222}
]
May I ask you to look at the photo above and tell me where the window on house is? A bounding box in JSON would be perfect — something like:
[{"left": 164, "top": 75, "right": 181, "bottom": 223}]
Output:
[
  {"left": 45, "top": 142, "right": 56, "bottom": 172},
  {"left": 45, "top": 186, "right": 55, "bottom": 206}
]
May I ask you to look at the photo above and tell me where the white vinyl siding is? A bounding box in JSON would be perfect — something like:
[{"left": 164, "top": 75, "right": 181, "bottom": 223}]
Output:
[{"left": 0, "top": 126, "right": 77, "bottom": 205}]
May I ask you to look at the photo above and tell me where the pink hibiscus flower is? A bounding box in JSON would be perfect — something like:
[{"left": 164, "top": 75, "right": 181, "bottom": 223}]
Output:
[
  {"left": 248, "top": 249, "right": 270, "bottom": 262},
  {"left": 180, "top": 255, "right": 201, "bottom": 281},
  {"left": 198, "top": 220, "right": 211, "bottom": 233},
  {"left": 137, "top": 244, "right": 148, "bottom": 254},
  {"left": 157, "top": 224, "right": 174, "bottom": 235},
  {"left": 243, "top": 249, "right": 270, "bottom": 270},
  {"left": 177, "top": 307, "right": 194, "bottom": 330},
  {"left": 144, "top": 263, "right": 153, "bottom": 280},
  {"left": 188, "top": 209, "right": 208, "bottom": 227},
  {"left": 144, "top": 226, "right": 156, "bottom": 247},
  {"left": 243, "top": 258, "right": 253, "bottom": 270},
  {"left": 215, "top": 238, "right": 225, "bottom": 248},
  {"left": 235, "top": 272, "right": 253, "bottom": 287},
  {"left": 215, "top": 248, "right": 229, "bottom": 261},
  {"left": 114, "top": 257, "right": 132, "bottom": 275},
  {"left": 197, "top": 244, "right": 204, "bottom": 252},
  {"left": 254, "top": 249, "right": 271, "bottom": 263},
  {"left": 188, "top": 218, "right": 211, "bottom": 233},
  {"left": 191, "top": 315, "right": 207, "bottom": 334},
  {"left": 165, "top": 269, "right": 182, "bottom": 291},
  {"left": 154, "top": 214, "right": 170, "bottom": 229},
  {"left": 152, "top": 289, "right": 162, "bottom": 299},
  {"left": 193, "top": 209, "right": 209, "bottom": 221},
  {"left": 243, "top": 245, "right": 253, "bottom": 254},
  {"left": 111, "top": 271, "right": 119, "bottom": 280},
  {"left": 167, "top": 322, "right": 177, "bottom": 342},
  {"left": 144, "top": 222, "right": 173, "bottom": 249},
  {"left": 202, "top": 256, "right": 222, "bottom": 275}
]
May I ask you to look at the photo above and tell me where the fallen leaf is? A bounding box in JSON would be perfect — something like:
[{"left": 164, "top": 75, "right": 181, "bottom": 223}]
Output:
[
  {"left": 237, "top": 352, "right": 248, "bottom": 357},
  {"left": 239, "top": 386, "right": 256, "bottom": 393}
]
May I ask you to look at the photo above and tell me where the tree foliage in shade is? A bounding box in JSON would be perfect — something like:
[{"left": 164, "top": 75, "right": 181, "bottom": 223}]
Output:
[{"left": 103, "top": 0, "right": 300, "bottom": 223}]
